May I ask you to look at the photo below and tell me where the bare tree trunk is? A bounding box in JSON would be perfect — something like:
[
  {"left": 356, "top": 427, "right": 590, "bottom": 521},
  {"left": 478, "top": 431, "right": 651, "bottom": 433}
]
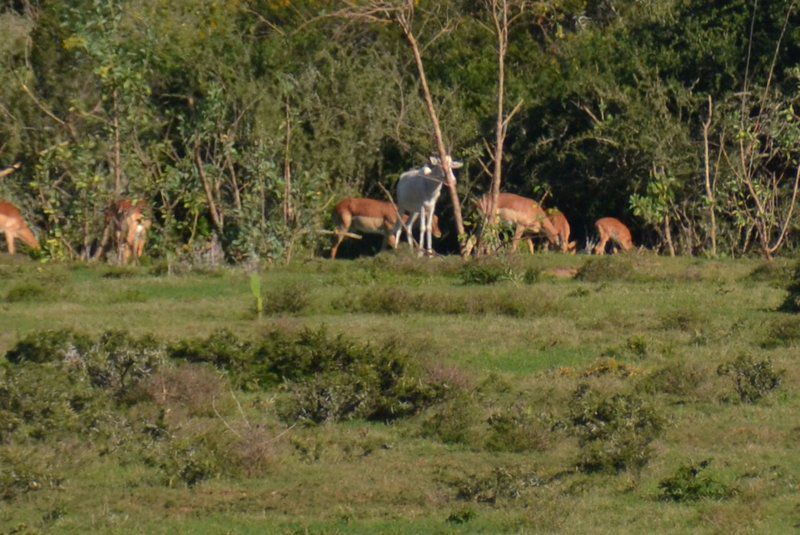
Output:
[
  {"left": 194, "top": 144, "right": 225, "bottom": 236},
  {"left": 397, "top": 9, "right": 467, "bottom": 256},
  {"left": 702, "top": 95, "right": 717, "bottom": 257},
  {"left": 664, "top": 213, "right": 675, "bottom": 257}
]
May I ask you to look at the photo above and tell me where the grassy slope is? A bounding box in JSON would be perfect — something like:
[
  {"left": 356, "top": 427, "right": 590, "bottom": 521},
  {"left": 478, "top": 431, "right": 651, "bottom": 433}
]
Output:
[{"left": 0, "top": 252, "right": 798, "bottom": 534}]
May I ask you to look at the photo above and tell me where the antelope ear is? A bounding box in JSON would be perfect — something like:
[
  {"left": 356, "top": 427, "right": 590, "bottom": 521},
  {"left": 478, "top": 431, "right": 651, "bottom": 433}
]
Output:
[
  {"left": 421, "top": 165, "right": 432, "bottom": 175},
  {"left": 429, "top": 156, "right": 440, "bottom": 166},
  {"left": 450, "top": 159, "right": 464, "bottom": 169}
]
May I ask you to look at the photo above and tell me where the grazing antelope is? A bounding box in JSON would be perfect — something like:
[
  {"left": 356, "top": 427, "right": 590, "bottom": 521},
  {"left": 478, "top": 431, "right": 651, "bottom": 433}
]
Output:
[
  {"left": 392, "top": 156, "right": 462, "bottom": 255},
  {"left": 476, "top": 192, "right": 559, "bottom": 254},
  {"left": 331, "top": 198, "right": 442, "bottom": 259},
  {"left": 547, "top": 209, "right": 577, "bottom": 254},
  {"left": 593, "top": 217, "right": 634, "bottom": 255},
  {"left": 0, "top": 201, "right": 40, "bottom": 255},
  {"left": 97, "top": 199, "right": 152, "bottom": 264}
]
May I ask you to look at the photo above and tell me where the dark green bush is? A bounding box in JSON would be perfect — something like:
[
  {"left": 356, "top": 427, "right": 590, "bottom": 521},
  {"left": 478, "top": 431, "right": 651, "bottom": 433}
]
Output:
[
  {"left": 459, "top": 260, "right": 514, "bottom": 285},
  {"left": 5, "top": 329, "right": 92, "bottom": 364},
  {"left": 271, "top": 329, "right": 446, "bottom": 424},
  {"left": 658, "top": 459, "right": 737, "bottom": 502},
  {"left": 168, "top": 329, "right": 254, "bottom": 386},
  {"left": 568, "top": 384, "right": 663, "bottom": 473},
  {"left": 717, "top": 355, "right": 782, "bottom": 403}
]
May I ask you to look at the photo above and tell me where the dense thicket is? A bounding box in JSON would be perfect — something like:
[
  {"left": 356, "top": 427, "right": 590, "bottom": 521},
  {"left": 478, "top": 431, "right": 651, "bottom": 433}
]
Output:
[{"left": 2, "top": 0, "right": 800, "bottom": 260}]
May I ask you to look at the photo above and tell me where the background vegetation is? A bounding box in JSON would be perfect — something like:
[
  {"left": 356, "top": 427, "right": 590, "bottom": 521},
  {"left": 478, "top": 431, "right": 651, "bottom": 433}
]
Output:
[{"left": 3, "top": 0, "right": 800, "bottom": 261}]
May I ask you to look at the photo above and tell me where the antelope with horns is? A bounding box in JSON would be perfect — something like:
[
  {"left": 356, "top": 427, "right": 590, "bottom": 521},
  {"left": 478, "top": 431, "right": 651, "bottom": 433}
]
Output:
[{"left": 392, "top": 156, "right": 462, "bottom": 256}]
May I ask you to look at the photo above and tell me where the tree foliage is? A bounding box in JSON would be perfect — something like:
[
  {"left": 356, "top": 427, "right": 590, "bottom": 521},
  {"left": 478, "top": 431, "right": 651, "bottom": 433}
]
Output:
[{"left": 2, "top": 0, "right": 800, "bottom": 260}]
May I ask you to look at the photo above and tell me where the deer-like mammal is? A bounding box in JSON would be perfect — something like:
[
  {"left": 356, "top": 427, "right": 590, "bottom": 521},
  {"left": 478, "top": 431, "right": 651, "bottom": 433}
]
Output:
[
  {"left": 96, "top": 199, "right": 152, "bottom": 264},
  {"left": 393, "top": 156, "right": 463, "bottom": 255},
  {"left": 476, "top": 192, "right": 559, "bottom": 254},
  {"left": 547, "top": 209, "right": 577, "bottom": 253},
  {"left": 331, "top": 197, "right": 442, "bottom": 259},
  {"left": 0, "top": 201, "right": 40, "bottom": 255},
  {"left": 593, "top": 217, "right": 634, "bottom": 255}
]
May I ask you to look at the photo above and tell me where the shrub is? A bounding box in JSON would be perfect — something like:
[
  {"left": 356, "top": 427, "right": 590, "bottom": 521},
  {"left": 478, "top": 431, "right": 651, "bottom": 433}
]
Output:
[
  {"left": 484, "top": 405, "right": 550, "bottom": 452},
  {"left": 459, "top": 261, "right": 513, "bottom": 285},
  {"left": 84, "top": 330, "right": 165, "bottom": 401},
  {"left": 5, "top": 329, "right": 92, "bottom": 364},
  {"left": 261, "top": 328, "right": 446, "bottom": 424},
  {"left": 264, "top": 282, "right": 310, "bottom": 315},
  {"left": 761, "top": 317, "right": 800, "bottom": 348},
  {"left": 167, "top": 329, "right": 254, "bottom": 387},
  {"left": 717, "top": 355, "right": 782, "bottom": 403},
  {"left": 637, "top": 363, "right": 704, "bottom": 397},
  {"left": 575, "top": 257, "right": 637, "bottom": 282},
  {"left": 453, "top": 466, "right": 544, "bottom": 503},
  {"left": 143, "top": 364, "right": 227, "bottom": 417},
  {"left": 0, "top": 448, "right": 62, "bottom": 501},
  {"left": 658, "top": 459, "right": 737, "bottom": 501},
  {"left": 4, "top": 282, "right": 46, "bottom": 302},
  {"left": 568, "top": 384, "right": 663, "bottom": 473},
  {"left": 420, "top": 394, "right": 479, "bottom": 445}
]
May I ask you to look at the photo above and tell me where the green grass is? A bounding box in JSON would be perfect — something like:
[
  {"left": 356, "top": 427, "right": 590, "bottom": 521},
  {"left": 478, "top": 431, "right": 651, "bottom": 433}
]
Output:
[{"left": 0, "top": 251, "right": 798, "bottom": 533}]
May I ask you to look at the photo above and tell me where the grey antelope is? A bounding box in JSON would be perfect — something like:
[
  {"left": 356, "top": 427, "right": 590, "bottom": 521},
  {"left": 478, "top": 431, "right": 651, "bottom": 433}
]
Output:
[
  {"left": 0, "top": 201, "right": 40, "bottom": 255},
  {"left": 392, "top": 156, "right": 462, "bottom": 255},
  {"left": 476, "top": 192, "right": 559, "bottom": 254},
  {"left": 330, "top": 197, "right": 442, "bottom": 259},
  {"left": 593, "top": 217, "right": 634, "bottom": 254}
]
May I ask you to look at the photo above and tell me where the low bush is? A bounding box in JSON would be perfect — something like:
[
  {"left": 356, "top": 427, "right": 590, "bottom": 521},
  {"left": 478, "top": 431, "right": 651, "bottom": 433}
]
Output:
[
  {"left": 568, "top": 384, "right": 663, "bottom": 473},
  {"left": 168, "top": 329, "right": 254, "bottom": 387},
  {"left": 420, "top": 393, "right": 479, "bottom": 445},
  {"left": 5, "top": 329, "right": 92, "bottom": 364},
  {"left": 484, "top": 405, "right": 550, "bottom": 453},
  {"left": 4, "top": 282, "right": 46, "bottom": 302},
  {"left": 658, "top": 459, "right": 737, "bottom": 501},
  {"left": 0, "top": 448, "right": 62, "bottom": 501},
  {"left": 264, "top": 281, "right": 310, "bottom": 315},
  {"left": 761, "top": 317, "right": 800, "bottom": 348},
  {"left": 459, "top": 261, "right": 514, "bottom": 285},
  {"left": 143, "top": 364, "right": 227, "bottom": 418},
  {"left": 717, "top": 355, "right": 782, "bottom": 403},
  {"left": 637, "top": 363, "right": 704, "bottom": 397},
  {"left": 453, "top": 466, "right": 544, "bottom": 503},
  {"left": 575, "top": 257, "right": 638, "bottom": 282}
]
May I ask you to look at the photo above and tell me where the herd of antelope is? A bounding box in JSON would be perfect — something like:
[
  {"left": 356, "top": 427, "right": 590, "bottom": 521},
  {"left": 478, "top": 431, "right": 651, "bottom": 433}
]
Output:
[
  {"left": 331, "top": 156, "right": 634, "bottom": 258},
  {"left": 0, "top": 158, "right": 634, "bottom": 260}
]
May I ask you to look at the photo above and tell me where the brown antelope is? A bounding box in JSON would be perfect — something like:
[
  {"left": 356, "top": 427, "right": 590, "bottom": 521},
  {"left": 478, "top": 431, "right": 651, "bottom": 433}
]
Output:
[
  {"left": 98, "top": 199, "right": 151, "bottom": 263},
  {"left": 331, "top": 197, "right": 441, "bottom": 259},
  {"left": 0, "top": 201, "right": 40, "bottom": 255},
  {"left": 593, "top": 217, "right": 634, "bottom": 255},
  {"left": 476, "top": 192, "right": 559, "bottom": 254},
  {"left": 547, "top": 209, "right": 577, "bottom": 254},
  {"left": 392, "top": 156, "right": 462, "bottom": 255}
]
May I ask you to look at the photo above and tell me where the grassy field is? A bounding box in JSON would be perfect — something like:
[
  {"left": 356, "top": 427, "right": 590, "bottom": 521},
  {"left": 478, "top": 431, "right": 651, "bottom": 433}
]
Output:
[{"left": 1, "top": 251, "right": 799, "bottom": 534}]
